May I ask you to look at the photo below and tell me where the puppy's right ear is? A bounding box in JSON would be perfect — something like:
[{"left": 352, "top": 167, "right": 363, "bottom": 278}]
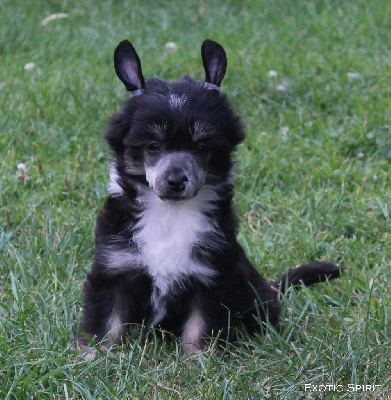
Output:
[
  {"left": 114, "top": 40, "right": 145, "bottom": 95},
  {"left": 201, "top": 39, "right": 227, "bottom": 89}
]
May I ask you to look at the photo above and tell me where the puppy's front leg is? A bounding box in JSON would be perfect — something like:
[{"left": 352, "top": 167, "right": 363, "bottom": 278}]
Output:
[
  {"left": 79, "top": 271, "right": 136, "bottom": 349},
  {"left": 180, "top": 293, "right": 231, "bottom": 355},
  {"left": 181, "top": 304, "right": 206, "bottom": 354}
]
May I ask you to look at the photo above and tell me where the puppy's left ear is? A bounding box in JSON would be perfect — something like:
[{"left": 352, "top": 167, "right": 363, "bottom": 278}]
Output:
[
  {"left": 114, "top": 40, "right": 145, "bottom": 95},
  {"left": 201, "top": 39, "right": 227, "bottom": 89}
]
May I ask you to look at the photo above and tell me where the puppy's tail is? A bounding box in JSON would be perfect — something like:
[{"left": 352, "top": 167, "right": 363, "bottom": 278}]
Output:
[{"left": 272, "top": 261, "right": 343, "bottom": 294}]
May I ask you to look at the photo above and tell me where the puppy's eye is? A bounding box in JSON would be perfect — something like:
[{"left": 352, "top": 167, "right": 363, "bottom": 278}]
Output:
[
  {"left": 146, "top": 142, "right": 160, "bottom": 153},
  {"left": 196, "top": 143, "right": 209, "bottom": 153}
]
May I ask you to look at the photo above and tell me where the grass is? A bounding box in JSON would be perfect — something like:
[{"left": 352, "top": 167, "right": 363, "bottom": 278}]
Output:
[{"left": 1, "top": 0, "right": 390, "bottom": 398}]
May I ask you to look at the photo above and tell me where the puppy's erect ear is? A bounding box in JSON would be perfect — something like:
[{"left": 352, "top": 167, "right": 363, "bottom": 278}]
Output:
[
  {"left": 114, "top": 40, "right": 145, "bottom": 95},
  {"left": 201, "top": 39, "right": 227, "bottom": 89}
]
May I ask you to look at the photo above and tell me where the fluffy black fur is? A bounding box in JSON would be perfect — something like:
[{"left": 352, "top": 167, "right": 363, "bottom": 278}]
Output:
[{"left": 79, "top": 40, "right": 342, "bottom": 353}]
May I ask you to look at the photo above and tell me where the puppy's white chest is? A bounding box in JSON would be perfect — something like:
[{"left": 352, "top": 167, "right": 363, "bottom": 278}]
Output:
[{"left": 132, "top": 190, "right": 217, "bottom": 296}]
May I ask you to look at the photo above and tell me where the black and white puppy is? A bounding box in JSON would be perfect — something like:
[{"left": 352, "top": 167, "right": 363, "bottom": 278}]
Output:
[{"left": 79, "top": 39, "right": 342, "bottom": 354}]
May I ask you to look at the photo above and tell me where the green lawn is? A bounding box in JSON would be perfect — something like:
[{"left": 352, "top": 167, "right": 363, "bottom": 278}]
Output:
[{"left": 1, "top": 0, "right": 390, "bottom": 398}]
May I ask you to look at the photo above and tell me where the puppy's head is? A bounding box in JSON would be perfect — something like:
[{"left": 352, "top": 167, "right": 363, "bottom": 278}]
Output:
[{"left": 106, "top": 39, "right": 245, "bottom": 201}]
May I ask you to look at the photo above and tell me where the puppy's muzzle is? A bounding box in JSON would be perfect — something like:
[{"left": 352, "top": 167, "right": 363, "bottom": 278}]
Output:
[
  {"left": 146, "top": 152, "right": 205, "bottom": 201},
  {"left": 166, "top": 169, "right": 189, "bottom": 194}
]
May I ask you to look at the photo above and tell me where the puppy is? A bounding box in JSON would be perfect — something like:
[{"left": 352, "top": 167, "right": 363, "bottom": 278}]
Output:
[{"left": 79, "top": 39, "right": 342, "bottom": 354}]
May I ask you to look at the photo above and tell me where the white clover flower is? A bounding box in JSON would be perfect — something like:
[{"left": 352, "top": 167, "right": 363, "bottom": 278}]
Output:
[
  {"left": 276, "top": 84, "right": 286, "bottom": 91},
  {"left": 280, "top": 126, "right": 289, "bottom": 137},
  {"left": 24, "top": 62, "right": 35, "bottom": 71},
  {"left": 268, "top": 70, "right": 278, "bottom": 77},
  {"left": 17, "top": 163, "right": 30, "bottom": 181},
  {"left": 165, "top": 42, "right": 178, "bottom": 51},
  {"left": 347, "top": 72, "right": 360, "bottom": 81}
]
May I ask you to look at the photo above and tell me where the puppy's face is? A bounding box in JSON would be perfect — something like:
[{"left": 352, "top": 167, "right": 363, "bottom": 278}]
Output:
[
  {"left": 106, "top": 40, "right": 245, "bottom": 201},
  {"left": 124, "top": 103, "right": 212, "bottom": 201}
]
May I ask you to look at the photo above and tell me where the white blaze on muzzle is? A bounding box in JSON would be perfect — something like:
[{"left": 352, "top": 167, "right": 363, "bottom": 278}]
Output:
[
  {"left": 145, "top": 152, "right": 205, "bottom": 199},
  {"left": 145, "top": 156, "right": 170, "bottom": 190}
]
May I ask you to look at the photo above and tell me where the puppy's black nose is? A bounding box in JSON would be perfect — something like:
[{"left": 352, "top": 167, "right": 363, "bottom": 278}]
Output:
[{"left": 167, "top": 171, "right": 188, "bottom": 193}]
